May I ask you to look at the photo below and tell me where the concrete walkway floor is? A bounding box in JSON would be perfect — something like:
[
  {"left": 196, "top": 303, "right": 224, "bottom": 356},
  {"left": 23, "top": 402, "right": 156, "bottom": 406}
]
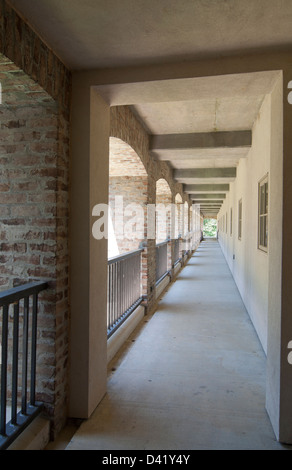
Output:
[{"left": 66, "top": 240, "right": 290, "bottom": 451}]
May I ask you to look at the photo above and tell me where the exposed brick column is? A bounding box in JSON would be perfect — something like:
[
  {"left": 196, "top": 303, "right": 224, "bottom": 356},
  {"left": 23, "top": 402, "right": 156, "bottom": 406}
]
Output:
[{"left": 0, "top": 1, "right": 71, "bottom": 437}]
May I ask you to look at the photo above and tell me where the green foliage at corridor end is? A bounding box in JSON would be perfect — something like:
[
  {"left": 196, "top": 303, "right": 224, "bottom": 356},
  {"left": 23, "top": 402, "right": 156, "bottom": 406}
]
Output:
[{"left": 203, "top": 218, "right": 217, "bottom": 238}]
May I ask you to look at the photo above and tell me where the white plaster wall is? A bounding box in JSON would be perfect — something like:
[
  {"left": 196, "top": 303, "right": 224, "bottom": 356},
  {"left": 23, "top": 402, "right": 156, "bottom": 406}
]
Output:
[
  {"left": 218, "top": 93, "right": 271, "bottom": 353},
  {"left": 266, "top": 74, "right": 283, "bottom": 441}
]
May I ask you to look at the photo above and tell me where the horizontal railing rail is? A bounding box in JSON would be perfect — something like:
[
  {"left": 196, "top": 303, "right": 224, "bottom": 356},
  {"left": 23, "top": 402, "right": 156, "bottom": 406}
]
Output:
[
  {"left": 0, "top": 281, "right": 48, "bottom": 450},
  {"left": 155, "top": 240, "right": 169, "bottom": 248},
  {"left": 107, "top": 249, "right": 143, "bottom": 338},
  {"left": 108, "top": 248, "right": 143, "bottom": 265},
  {"left": 156, "top": 240, "right": 169, "bottom": 283}
]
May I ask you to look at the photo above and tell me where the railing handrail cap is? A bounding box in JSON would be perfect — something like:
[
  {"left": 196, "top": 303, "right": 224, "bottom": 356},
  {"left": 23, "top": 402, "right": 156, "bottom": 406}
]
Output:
[
  {"left": 0, "top": 280, "right": 49, "bottom": 306},
  {"left": 108, "top": 248, "right": 143, "bottom": 265},
  {"left": 155, "top": 239, "right": 170, "bottom": 247}
]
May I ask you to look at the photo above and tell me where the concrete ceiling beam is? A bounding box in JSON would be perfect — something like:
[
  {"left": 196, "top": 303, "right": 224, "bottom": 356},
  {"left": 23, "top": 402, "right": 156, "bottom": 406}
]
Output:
[
  {"left": 184, "top": 184, "right": 230, "bottom": 193},
  {"left": 175, "top": 167, "right": 237, "bottom": 184},
  {"left": 192, "top": 200, "right": 224, "bottom": 204},
  {"left": 174, "top": 168, "right": 236, "bottom": 179},
  {"left": 188, "top": 193, "right": 226, "bottom": 199},
  {"left": 150, "top": 131, "right": 251, "bottom": 151}
]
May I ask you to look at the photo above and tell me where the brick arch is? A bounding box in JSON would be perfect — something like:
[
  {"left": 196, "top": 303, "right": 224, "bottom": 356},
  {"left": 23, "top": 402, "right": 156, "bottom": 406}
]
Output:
[
  {"left": 109, "top": 136, "right": 147, "bottom": 177},
  {"left": 156, "top": 178, "right": 172, "bottom": 200},
  {"left": 108, "top": 136, "right": 148, "bottom": 257},
  {"left": 110, "top": 106, "right": 191, "bottom": 206},
  {"left": 110, "top": 106, "right": 150, "bottom": 176},
  {"left": 154, "top": 168, "right": 176, "bottom": 200}
]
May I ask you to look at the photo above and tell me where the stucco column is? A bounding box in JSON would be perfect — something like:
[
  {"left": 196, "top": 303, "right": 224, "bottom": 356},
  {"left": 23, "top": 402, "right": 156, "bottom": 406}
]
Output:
[
  {"left": 266, "top": 69, "right": 292, "bottom": 444},
  {"left": 69, "top": 77, "right": 110, "bottom": 418},
  {"left": 277, "top": 69, "right": 292, "bottom": 443}
]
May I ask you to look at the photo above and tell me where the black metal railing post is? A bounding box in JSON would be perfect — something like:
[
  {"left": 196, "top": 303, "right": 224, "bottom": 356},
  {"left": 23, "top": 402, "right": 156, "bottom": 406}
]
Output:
[
  {"left": 21, "top": 297, "right": 29, "bottom": 416},
  {"left": 0, "top": 304, "right": 8, "bottom": 437},
  {"left": 0, "top": 281, "right": 48, "bottom": 450},
  {"left": 30, "top": 293, "right": 38, "bottom": 407},
  {"left": 11, "top": 302, "right": 19, "bottom": 426}
]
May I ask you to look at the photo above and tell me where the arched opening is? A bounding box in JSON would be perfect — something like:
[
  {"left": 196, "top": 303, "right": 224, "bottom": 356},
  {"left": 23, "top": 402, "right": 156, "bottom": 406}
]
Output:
[
  {"left": 155, "top": 179, "right": 172, "bottom": 283},
  {"left": 107, "top": 136, "right": 148, "bottom": 339},
  {"left": 109, "top": 136, "right": 148, "bottom": 256}
]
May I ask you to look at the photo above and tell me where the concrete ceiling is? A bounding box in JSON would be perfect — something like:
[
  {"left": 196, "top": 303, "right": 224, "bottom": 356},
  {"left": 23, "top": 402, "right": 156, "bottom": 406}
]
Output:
[
  {"left": 97, "top": 72, "right": 279, "bottom": 216},
  {"left": 8, "top": 0, "right": 289, "bottom": 217},
  {"left": 8, "top": 0, "right": 292, "bottom": 70},
  {"left": 132, "top": 96, "right": 265, "bottom": 134}
]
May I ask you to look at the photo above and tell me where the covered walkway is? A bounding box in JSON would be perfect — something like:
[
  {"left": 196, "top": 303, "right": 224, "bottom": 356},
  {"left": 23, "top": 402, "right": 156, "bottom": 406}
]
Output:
[{"left": 65, "top": 240, "right": 287, "bottom": 450}]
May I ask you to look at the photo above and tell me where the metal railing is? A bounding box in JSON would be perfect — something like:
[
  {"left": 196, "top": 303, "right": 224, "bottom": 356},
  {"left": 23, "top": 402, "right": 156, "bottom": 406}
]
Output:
[
  {"left": 0, "top": 281, "right": 48, "bottom": 450},
  {"left": 156, "top": 240, "right": 169, "bottom": 283},
  {"left": 107, "top": 249, "right": 143, "bottom": 338}
]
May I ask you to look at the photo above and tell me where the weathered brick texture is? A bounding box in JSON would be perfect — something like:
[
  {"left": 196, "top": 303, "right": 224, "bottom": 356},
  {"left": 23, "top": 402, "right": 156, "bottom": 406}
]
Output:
[
  {"left": 0, "top": 0, "right": 71, "bottom": 438},
  {"left": 0, "top": 0, "right": 71, "bottom": 111}
]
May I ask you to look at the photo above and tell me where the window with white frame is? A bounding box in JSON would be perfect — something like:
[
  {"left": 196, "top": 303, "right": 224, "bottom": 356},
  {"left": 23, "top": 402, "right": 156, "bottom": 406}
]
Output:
[
  {"left": 258, "top": 174, "right": 268, "bottom": 252},
  {"left": 238, "top": 199, "right": 242, "bottom": 240}
]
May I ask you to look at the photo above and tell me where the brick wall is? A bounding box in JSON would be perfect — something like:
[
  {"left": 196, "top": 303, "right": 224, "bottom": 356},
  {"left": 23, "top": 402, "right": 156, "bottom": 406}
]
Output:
[
  {"left": 0, "top": 0, "right": 71, "bottom": 438},
  {"left": 109, "top": 176, "right": 148, "bottom": 253},
  {"left": 109, "top": 136, "right": 148, "bottom": 255},
  {"left": 0, "top": 56, "right": 58, "bottom": 287}
]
